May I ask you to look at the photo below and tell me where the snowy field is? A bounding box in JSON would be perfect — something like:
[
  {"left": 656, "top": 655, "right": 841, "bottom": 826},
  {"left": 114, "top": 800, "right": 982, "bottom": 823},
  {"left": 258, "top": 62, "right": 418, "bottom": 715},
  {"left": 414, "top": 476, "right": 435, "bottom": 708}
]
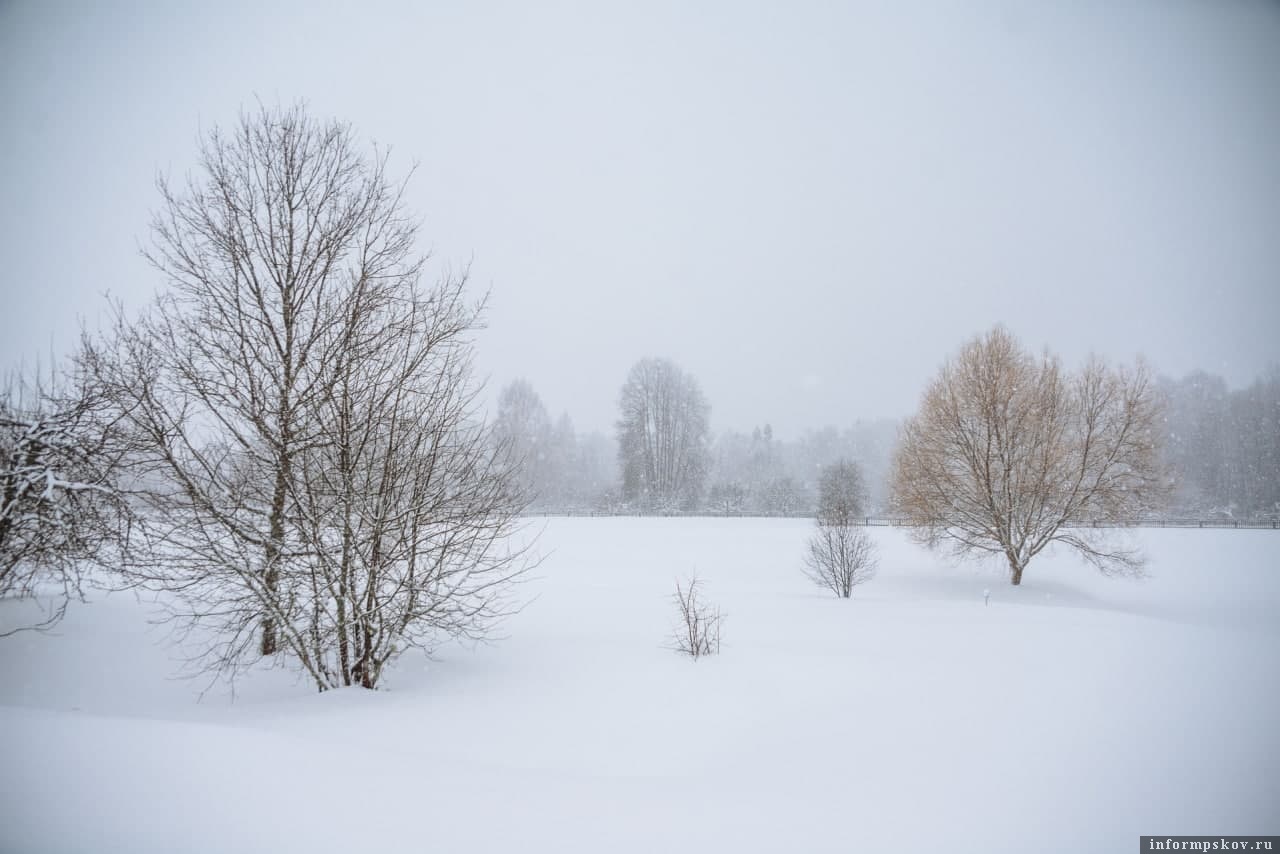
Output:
[{"left": 1, "top": 518, "right": 1277, "bottom": 853}]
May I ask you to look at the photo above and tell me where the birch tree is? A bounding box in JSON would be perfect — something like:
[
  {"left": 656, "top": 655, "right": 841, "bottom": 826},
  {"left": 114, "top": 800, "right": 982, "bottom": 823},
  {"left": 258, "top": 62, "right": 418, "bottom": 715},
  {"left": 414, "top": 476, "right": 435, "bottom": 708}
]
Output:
[
  {"left": 286, "top": 279, "right": 529, "bottom": 690},
  {"left": 86, "top": 102, "right": 530, "bottom": 687}
]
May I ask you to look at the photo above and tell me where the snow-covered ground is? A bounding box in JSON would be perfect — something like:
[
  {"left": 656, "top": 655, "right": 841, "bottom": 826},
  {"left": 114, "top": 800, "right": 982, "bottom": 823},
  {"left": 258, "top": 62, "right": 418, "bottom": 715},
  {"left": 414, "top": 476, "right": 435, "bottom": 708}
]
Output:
[{"left": 1, "top": 519, "right": 1277, "bottom": 853}]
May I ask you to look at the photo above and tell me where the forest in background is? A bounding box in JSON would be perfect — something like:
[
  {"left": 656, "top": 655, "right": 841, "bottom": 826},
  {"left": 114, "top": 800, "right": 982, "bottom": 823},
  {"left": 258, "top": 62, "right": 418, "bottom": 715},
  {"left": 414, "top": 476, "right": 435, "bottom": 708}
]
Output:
[{"left": 495, "top": 366, "right": 1280, "bottom": 521}]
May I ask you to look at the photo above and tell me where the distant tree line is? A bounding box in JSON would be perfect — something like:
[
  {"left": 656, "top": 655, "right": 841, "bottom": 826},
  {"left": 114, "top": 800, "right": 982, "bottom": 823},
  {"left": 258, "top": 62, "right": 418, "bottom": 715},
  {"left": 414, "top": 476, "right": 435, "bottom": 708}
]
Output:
[
  {"left": 1159, "top": 369, "right": 1280, "bottom": 522},
  {"left": 498, "top": 357, "right": 1279, "bottom": 525},
  {"left": 492, "top": 361, "right": 891, "bottom": 517},
  {"left": 704, "top": 420, "right": 897, "bottom": 516},
  {"left": 493, "top": 364, "right": 900, "bottom": 517},
  {"left": 490, "top": 379, "right": 616, "bottom": 511}
]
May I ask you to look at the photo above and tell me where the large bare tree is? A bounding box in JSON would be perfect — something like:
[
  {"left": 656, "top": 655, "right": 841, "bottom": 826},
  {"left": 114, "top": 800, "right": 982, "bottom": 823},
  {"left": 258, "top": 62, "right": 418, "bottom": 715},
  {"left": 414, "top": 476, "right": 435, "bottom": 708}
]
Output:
[
  {"left": 890, "top": 326, "right": 1166, "bottom": 585},
  {"left": 86, "top": 102, "right": 530, "bottom": 688},
  {"left": 616, "top": 358, "right": 710, "bottom": 511},
  {"left": 119, "top": 101, "right": 393, "bottom": 656}
]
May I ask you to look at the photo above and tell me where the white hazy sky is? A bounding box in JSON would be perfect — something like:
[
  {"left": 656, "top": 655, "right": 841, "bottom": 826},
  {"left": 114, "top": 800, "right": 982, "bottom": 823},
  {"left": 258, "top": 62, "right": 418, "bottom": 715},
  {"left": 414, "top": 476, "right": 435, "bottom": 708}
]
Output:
[{"left": 2, "top": 1, "right": 1278, "bottom": 437}]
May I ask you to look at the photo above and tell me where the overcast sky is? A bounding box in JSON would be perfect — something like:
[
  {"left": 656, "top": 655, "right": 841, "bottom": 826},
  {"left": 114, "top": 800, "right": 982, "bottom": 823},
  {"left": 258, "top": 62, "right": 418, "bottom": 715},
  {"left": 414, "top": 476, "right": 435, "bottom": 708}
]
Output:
[{"left": 2, "top": 1, "right": 1278, "bottom": 438}]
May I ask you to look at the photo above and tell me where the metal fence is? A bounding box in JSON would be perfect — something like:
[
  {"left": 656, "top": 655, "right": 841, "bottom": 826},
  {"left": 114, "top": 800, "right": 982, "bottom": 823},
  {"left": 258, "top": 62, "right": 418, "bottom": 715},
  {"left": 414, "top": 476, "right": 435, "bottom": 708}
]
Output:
[{"left": 524, "top": 510, "right": 1280, "bottom": 530}]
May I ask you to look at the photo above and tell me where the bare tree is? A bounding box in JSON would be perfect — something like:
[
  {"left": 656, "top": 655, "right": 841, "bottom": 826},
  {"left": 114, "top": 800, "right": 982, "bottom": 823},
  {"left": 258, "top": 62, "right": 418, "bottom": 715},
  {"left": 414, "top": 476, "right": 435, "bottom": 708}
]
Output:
[
  {"left": 0, "top": 362, "right": 133, "bottom": 633},
  {"left": 815, "top": 459, "right": 868, "bottom": 526},
  {"left": 669, "top": 576, "right": 722, "bottom": 660},
  {"left": 803, "top": 524, "right": 877, "bottom": 598},
  {"left": 617, "top": 358, "right": 710, "bottom": 511},
  {"left": 890, "top": 326, "right": 1166, "bottom": 585},
  {"left": 285, "top": 279, "right": 530, "bottom": 690},
  {"left": 803, "top": 460, "right": 877, "bottom": 597},
  {"left": 492, "top": 378, "right": 553, "bottom": 507},
  {"left": 85, "top": 102, "right": 531, "bottom": 688},
  {"left": 108, "top": 101, "right": 397, "bottom": 657}
]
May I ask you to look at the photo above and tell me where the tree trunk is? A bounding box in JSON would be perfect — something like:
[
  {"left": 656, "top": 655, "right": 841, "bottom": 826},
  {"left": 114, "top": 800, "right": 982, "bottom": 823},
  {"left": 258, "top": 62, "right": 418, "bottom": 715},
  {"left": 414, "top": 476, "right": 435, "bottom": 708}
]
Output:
[
  {"left": 1008, "top": 557, "right": 1024, "bottom": 586},
  {"left": 260, "top": 461, "right": 289, "bottom": 656},
  {"left": 259, "top": 569, "right": 279, "bottom": 655}
]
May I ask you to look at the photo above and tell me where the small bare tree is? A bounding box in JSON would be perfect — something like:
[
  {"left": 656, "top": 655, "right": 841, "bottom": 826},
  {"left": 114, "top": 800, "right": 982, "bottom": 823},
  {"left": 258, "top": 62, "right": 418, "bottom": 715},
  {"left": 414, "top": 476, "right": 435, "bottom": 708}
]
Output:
[
  {"left": 1, "top": 363, "right": 133, "bottom": 633},
  {"left": 803, "top": 460, "right": 877, "bottom": 597},
  {"left": 804, "top": 524, "right": 878, "bottom": 598},
  {"left": 890, "top": 326, "right": 1166, "bottom": 585},
  {"left": 669, "top": 576, "right": 722, "bottom": 660}
]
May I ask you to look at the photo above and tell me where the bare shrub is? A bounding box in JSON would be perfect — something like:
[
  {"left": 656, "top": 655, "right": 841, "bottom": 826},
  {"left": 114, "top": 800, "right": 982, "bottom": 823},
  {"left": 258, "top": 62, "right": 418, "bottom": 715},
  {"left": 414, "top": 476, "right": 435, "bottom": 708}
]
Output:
[{"left": 669, "top": 576, "right": 722, "bottom": 660}]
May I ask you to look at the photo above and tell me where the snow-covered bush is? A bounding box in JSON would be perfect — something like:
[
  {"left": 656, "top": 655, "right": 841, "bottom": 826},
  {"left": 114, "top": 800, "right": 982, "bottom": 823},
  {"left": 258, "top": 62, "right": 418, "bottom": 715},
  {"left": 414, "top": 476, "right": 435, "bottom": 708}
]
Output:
[{"left": 1, "top": 365, "right": 131, "bottom": 632}]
